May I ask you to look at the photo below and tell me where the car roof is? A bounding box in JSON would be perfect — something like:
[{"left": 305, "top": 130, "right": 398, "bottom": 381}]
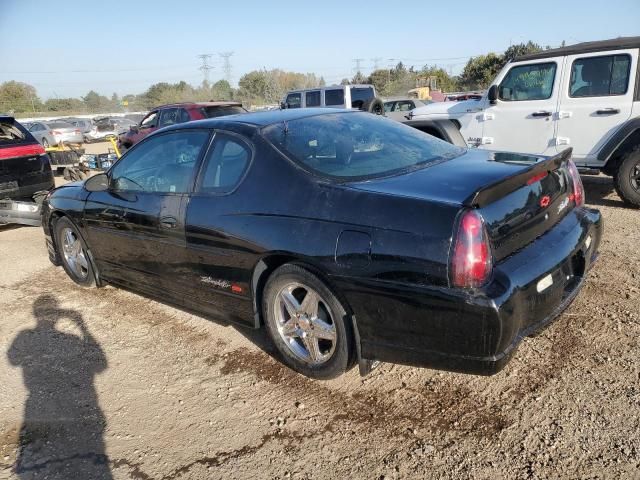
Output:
[
  {"left": 154, "top": 101, "right": 243, "bottom": 109},
  {"left": 164, "top": 108, "right": 355, "bottom": 130},
  {"left": 515, "top": 36, "right": 640, "bottom": 61}
]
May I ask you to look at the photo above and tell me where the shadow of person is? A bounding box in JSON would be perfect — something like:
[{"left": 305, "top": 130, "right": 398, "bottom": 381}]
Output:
[{"left": 8, "top": 294, "right": 111, "bottom": 479}]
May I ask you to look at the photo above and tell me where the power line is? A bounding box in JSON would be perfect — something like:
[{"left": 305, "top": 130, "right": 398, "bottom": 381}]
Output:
[
  {"left": 219, "top": 52, "right": 234, "bottom": 84},
  {"left": 197, "top": 54, "right": 214, "bottom": 84},
  {"left": 370, "top": 57, "right": 382, "bottom": 71}
]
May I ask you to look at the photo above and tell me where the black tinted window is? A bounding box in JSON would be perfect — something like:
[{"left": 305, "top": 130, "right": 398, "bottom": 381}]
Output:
[
  {"left": 199, "top": 134, "right": 251, "bottom": 193},
  {"left": 350, "top": 87, "right": 374, "bottom": 105},
  {"left": 111, "top": 130, "right": 209, "bottom": 193},
  {"left": 201, "top": 106, "right": 246, "bottom": 118},
  {"left": 499, "top": 62, "right": 556, "bottom": 101},
  {"left": 325, "top": 89, "right": 344, "bottom": 106},
  {"left": 263, "top": 112, "right": 463, "bottom": 180},
  {"left": 570, "top": 54, "right": 631, "bottom": 97},
  {"left": 305, "top": 91, "right": 321, "bottom": 107},
  {"left": 285, "top": 93, "right": 301, "bottom": 109}
]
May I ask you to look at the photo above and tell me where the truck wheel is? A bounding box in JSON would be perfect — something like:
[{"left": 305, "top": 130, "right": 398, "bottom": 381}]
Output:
[
  {"left": 363, "top": 98, "right": 385, "bottom": 115},
  {"left": 613, "top": 147, "right": 640, "bottom": 208}
]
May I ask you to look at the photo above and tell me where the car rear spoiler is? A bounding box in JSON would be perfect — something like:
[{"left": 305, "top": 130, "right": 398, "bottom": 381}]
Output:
[{"left": 462, "top": 148, "right": 573, "bottom": 208}]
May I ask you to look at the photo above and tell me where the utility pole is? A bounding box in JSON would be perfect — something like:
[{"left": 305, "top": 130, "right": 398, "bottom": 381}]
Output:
[
  {"left": 370, "top": 57, "right": 382, "bottom": 71},
  {"left": 197, "top": 53, "right": 214, "bottom": 85},
  {"left": 219, "top": 52, "right": 234, "bottom": 84},
  {"left": 387, "top": 58, "right": 396, "bottom": 84}
]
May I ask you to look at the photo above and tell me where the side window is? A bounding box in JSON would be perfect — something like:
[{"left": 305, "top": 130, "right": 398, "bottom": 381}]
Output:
[
  {"left": 305, "top": 90, "right": 321, "bottom": 107},
  {"left": 285, "top": 93, "right": 301, "bottom": 109},
  {"left": 199, "top": 134, "right": 251, "bottom": 194},
  {"left": 325, "top": 89, "right": 345, "bottom": 106},
  {"left": 498, "top": 62, "right": 557, "bottom": 101},
  {"left": 140, "top": 111, "right": 158, "bottom": 128},
  {"left": 396, "top": 101, "right": 413, "bottom": 112},
  {"left": 383, "top": 102, "right": 394, "bottom": 113},
  {"left": 158, "top": 108, "right": 179, "bottom": 127},
  {"left": 178, "top": 108, "right": 191, "bottom": 123},
  {"left": 569, "top": 54, "right": 631, "bottom": 97},
  {"left": 110, "top": 130, "right": 209, "bottom": 193}
]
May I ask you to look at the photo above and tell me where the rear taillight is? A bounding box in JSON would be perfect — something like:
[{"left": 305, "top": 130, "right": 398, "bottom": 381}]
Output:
[
  {"left": 0, "top": 144, "right": 46, "bottom": 160},
  {"left": 74, "top": 129, "right": 81, "bottom": 134},
  {"left": 567, "top": 160, "right": 584, "bottom": 206},
  {"left": 52, "top": 130, "right": 61, "bottom": 136},
  {"left": 450, "top": 210, "right": 493, "bottom": 288}
]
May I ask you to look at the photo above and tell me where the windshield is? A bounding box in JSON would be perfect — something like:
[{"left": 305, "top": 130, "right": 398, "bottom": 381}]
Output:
[
  {"left": 46, "top": 121, "right": 73, "bottom": 129},
  {"left": 262, "top": 112, "right": 464, "bottom": 181}
]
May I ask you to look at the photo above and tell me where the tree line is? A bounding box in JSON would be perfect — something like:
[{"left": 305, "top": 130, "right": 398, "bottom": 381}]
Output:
[{"left": 0, "top": 42, "right": 545, "bottom": 116}]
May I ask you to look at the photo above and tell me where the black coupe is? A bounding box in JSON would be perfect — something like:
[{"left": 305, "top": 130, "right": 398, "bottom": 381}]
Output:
[{"left": 42, "top": 109, "right": 602, "bottom": 379}]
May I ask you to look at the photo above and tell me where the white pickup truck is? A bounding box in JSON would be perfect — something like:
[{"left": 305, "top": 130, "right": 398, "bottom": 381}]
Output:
[{"left": 409, "top": 37, "right": 640, "bottom": 207}]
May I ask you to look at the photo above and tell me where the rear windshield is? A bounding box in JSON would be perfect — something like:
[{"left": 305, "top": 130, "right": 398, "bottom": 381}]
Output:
[
  {"left": 0, "top": 121, "right": 28, "bottom": 145},
  {"left": 201, "top": 106, "right": 246, "bottom": 118},
  {"left": 46, "top": 121, "right": 73, "bottom": 128},
  {"left": 262, "top": 112, "right": 464, "bottom": 181}
]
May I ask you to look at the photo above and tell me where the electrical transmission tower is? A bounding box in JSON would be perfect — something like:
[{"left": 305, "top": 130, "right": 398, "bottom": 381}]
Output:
[
  {"left": 352, "top": 58, "right": 364, "bottom": 74},
  {"left": 197, "top": 54, "right": 214, "bottom": 84},
  {"left": 219, "top": 52, "right": 234, "bottom": 83},
  {"left": 370, "top": 57, "right": 382, "bottom": 71}
]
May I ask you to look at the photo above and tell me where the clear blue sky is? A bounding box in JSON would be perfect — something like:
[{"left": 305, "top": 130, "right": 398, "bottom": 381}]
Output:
[{"left": 1, "top": 0, "right": 638, "bottom": 99}]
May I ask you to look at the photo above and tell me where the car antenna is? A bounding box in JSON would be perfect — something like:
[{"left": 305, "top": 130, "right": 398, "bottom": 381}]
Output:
[{"left": 283, "top": 121, "right": 289, "bottom": 135}]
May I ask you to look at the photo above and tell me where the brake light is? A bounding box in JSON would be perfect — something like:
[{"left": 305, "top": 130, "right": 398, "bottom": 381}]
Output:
[
  {"left": 52, "top": 130, "right": 61, "bottom": 136},
  {"left": 450, "top": 210, "right": 493, "bottom": 288},
  {"left": 566, "top": 160, "right": 584, "bottom": 206},
  {"left": 0, "top": 144, "right": 46, "bottom": 160}
]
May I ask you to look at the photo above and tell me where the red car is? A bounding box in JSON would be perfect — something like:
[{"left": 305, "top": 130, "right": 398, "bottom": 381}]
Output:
[{"left": 117, "top": 101, "right": 246, "bottom": 150}]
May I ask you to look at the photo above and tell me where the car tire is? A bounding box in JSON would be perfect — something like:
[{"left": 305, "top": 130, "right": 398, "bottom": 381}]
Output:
[
  {"left": 55, "top": 217, "right": 96, "bottom": 287},
  {"left": 613, "top": 146, "right": 640, "bottom": 208},
  {"left": 363, "top": 97, "right": 385, "bottom": 115},
  {"left": 262, "top": 264, "right": 355, "bottom": 379},
  {"left": 42, "top": 138, "right": 49, "bottom": 148}
]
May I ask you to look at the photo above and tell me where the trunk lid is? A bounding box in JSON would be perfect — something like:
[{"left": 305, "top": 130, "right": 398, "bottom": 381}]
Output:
[{"left": 348, "top": 148, "right": 576, "bottom": 261}]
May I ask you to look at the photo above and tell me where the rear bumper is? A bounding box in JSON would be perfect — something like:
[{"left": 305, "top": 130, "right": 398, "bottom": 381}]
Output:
[
  {"left": 335, "top": 207, "right": 602, "bottom": 375},
  {"left": 0, "top": 198, "right": 42, "bottom": 226}
]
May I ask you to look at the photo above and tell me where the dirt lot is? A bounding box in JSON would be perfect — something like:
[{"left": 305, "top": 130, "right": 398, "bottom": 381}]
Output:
[{"left": 0, "top": 175, "right": 639, "bottom": 479}]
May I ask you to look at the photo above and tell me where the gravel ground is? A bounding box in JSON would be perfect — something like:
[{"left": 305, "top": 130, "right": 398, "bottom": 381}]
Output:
[{"left": 0, "top": 175, "right": 638, "bottom": 479}]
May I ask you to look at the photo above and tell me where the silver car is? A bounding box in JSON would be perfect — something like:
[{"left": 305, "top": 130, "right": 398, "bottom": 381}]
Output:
[
  {"left": 27, "top": 121, "right": 83, "bottom": 147},
  {"left": 383, "top": 98, "right": 432, "bottom": 121}
]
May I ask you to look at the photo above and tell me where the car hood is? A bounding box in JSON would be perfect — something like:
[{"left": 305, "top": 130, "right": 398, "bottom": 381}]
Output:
[
  {"left": 346, "top": 149, "right": 545, "bottom": 206},
  {"left": 411, "top": 99, "right": 481, "bottom": 118}
]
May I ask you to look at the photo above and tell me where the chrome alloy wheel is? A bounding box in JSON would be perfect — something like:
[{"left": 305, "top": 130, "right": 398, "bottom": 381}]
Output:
[
  {"left": 274, "top": 283, "right": 337, "bottom": 365},
  {"left": 61, "top": 227, "right": 89, "bottom": 280}
]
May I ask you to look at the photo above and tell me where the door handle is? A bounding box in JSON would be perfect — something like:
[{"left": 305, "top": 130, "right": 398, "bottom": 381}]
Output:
[
  {"left": 160, "top": 216, "right": 177, "bottom": 229},
  {"left": 595, "top": 108, "right": 620, "bottom": 115},
  {"left": 532, "top": 111, "right": 552, "bottom": 118}
]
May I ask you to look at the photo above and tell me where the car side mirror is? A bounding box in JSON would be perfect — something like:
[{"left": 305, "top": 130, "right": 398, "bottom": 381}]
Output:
[
  {"left": 488, "top": 85, "right": 498, "bottom": 104},
  {"left": 84, "top": 172, "right": 109, "bottom": 192}
]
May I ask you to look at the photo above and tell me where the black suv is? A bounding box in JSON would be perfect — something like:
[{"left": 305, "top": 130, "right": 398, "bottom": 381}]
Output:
[{"left": 0, "top": 116, "right": 54, "bottom": 224}]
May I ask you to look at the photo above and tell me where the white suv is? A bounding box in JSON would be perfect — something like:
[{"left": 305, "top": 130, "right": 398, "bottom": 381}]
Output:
[
  {"left": 410, "top": 36, "right": 640, "bottom": 206},
  {"left": 281, "top": 85, "right": 385, "bottom": 114}
]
